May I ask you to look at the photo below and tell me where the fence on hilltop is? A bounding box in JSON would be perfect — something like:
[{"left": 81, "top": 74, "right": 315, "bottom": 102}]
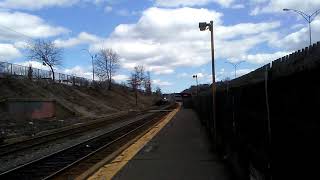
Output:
[{"left": 0, "top": 61, "right": 92, "bottom": 87}]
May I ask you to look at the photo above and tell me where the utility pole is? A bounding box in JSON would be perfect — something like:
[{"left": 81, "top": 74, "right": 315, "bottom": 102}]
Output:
[
  {"left": 283, "top": 8, "right": 320, "bottom": 46},
  {"left": 82, "top": 49, "right": 97, "bottom": 82},
  {"left": 225, "top": 61, "right": 244, "bottom": 79},
  {"left": 199, "top": 20, "right": 217, "bottom": 148},
  {"left": 193, "top": 74, "right": 199, "bottom": 96}
]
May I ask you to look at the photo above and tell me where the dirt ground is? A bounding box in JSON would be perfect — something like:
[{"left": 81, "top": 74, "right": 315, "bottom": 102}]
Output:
[{"left": 0, "top": 78, "right": 160, "bottom": 142}]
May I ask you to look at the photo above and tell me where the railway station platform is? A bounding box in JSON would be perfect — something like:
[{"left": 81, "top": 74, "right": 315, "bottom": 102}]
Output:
[{"left": 90, "top": 107, "right": 232, "bottom": 180}]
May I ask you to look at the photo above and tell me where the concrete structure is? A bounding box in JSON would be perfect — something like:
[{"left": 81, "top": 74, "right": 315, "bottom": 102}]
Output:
[
  {"left": 1, "top": 98, "right": 56, "bottom": 119},
  {"left": 92, "top": 108, "right": 232, "bottom": 180}
]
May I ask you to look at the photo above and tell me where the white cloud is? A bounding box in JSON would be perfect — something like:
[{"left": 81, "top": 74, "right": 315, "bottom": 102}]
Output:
[
  {"left": 154, "top": 0, "right": 235, "bottom": 8},
  {"left": 0, "top": 43, "right": 22, "bottom": 60},
  {"left": 152, "top": 79, "right": 172, "bottom": 86},
  {"left": 196, "top": 72, "right": 205, "bottom": 78},
  {"left": 250, "top": 7, "right": 260, "bottom": 16},
  {"left": 83, "top": 7, "right": 282, "bottom": 74},
  {"left": 62, "top": 68, "right": 129, "bottom": 82},
  {"left": 290, "top": 23, "right": 304, "bottom": 30},
  {"left": 113, "top": 74, "right": 129, "bottom": 82},
  {"left": 243, "top": 51, "right": 290, "bottom": 64},
  {"left": 13, "top": 41, "right": 28, "bottom": 49},
  {"left": 54, "top": 32, "right": 101, "bottom": 48},
  {"left": 249, "top": 1, "right": 320, "bottom": 49},
  {"left": 16, "top": 61, "right": 94, "bottom": 80},
  {"left": 0, "top": 11, "right": 68, "bottom": 41},
  {"left": 216, "top": 32, "right": 279, "bottom": 60},
  {"left": 116, "top": 9, "right": 130, "bottom": 16},
  {"left": 198, "top": 68, "right": 253, "bottom": 82},
  {"left": 214, "top": 68, "right": 254, "bottom": 80},
  {"left": 250, "top": 0, "right": 268, "bottom": 3},
  {"left": 216, "top": 21, "right": 280, "bottom": 40},
  {"left": 148, "top": 66, "right": 174, "bottom": 74},
  {"left": 250, "top": 0, "right": 320, "bottom": 15},
  {"left": 236, "top": 68, "right": 254, "bottom": 77},
  {"left": 177, "top": 72, "right": 188, "bottom": 78},
  {"left": 0, "top": 0, "right": 78, "bottom": 10},
  {"left": 231, "top": 4, "right": 245, "bottom": 9},
  {"left": 177, "top": 72, "right": 214, "bottom": 83},
  {"left": 62, "top": 65, "right": 129, "bottom": 82},
  {"left": 104, "top": 6, "right": 112, "bottom": 13},
  {"left": 88, "top": 7, "right": 224, "bottom": 74},
  {"left": 88, "top": 0, "right": 108, "bottom": 5},
  {"left": 47, "top": 7, "right": 284, "bottom": 74},
  {"left": 270, "top": 17, "right": 320, "bottom": 50},
  {"left": 214, "top": 0, "right": 234, "bottom": 7},
  {"left": 214, "top": 68, "right": 227, "bottom": 81},
  {"left": 14, "top": 61, "right": 98, "bottom": 81},
  {"left": 18, "top": 60, "right": 48, "bottom": 70},
  {"left": 115, "top": 9, "right": 140, "bottom": 16},
  {"left": 63, "top": 65, "right": 93, "bottom": 79},
  {"left": 0, "top": 0, "right": 108, "bottom": 10},
  {"left": 177, "top": 72, "right": 208, "bottom": 79}
]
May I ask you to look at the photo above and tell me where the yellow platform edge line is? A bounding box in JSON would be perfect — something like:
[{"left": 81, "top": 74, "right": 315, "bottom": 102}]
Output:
[{"left": 88, "top": 105, "right": 180, "bottom": 180}]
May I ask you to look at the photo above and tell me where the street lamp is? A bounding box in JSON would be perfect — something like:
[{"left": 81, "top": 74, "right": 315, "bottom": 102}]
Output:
[
  {"left": 283, "top": 8, "right": 320, "bottom": 46},
  {"left": 192, "top": 75, "right": 199, "bottom": 96},
  {"left": 225, "top": 61, "right": 244, "bottom": 79},
  {"left": 82, "top": 49, "right": 97, "bottom": 81},
  {"left": 199, "top": 20, "right": 217, "bottom": 147}
]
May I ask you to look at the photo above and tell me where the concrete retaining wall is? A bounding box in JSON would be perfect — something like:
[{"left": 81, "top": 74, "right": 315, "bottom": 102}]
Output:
[{"left": 2, "top": 98, "right": 56, "bottom": 120}]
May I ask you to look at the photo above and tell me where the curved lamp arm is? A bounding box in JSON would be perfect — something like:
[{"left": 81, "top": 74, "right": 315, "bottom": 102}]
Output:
[
  {"left": 310, "top": 9, "right": 320, "bottom": 21},
  {"left": 284, "top": 8, "right": 310, "bottom": 22}
]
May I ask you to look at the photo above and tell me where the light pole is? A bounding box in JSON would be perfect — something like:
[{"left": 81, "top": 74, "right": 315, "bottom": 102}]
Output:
[
  {"left": 283, "top": 8, "right": 320, "bottom": 46},
  {"left": 199, "top": 20, "right": 217, "bottom": 147},
  {"left": 225, "top": 61, "right": 244, "bottom": 79},
  {"left": 82, "top": 49, "right": 97, "bottom": 82},
  {"left": 192, "top": 74, "right": 199, "bottom": 96}
]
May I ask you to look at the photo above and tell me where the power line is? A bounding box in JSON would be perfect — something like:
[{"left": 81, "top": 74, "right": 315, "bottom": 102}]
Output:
[{"left": 0, "top": 24, "right": 34, "bottom": 40}]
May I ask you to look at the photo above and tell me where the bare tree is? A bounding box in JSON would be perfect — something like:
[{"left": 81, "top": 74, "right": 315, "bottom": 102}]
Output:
[
  {"left": 128, "top": 65, "right": 145, "bottom": 105},
  {"left": 27, "top": 39, "right": 62, "bottom": 81},
  {"left": 155, "top": 86, "right": 162, "bottom": 96},
  {"left": 94, "top": 48, "right": 120, "bottom": 90},
  {"left": 144, "top": 71, "right": 152, "bottom": 95},
  {"left": 0, "top": 62, "right": 5, "bottom": 73}
]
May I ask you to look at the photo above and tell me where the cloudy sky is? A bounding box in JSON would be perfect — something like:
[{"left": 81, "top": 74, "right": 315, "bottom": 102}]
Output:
[{"left": 0, "top": 0, "right": 319, "bottom": 93}]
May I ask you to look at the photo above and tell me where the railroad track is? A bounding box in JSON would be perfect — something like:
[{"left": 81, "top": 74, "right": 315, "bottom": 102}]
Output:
[
  {"left": 0, "top": 104, "right": 170, "bottom": 157},
  {"left": 0, "top": 104, "right": 176, "bottom": 180},
  {"left": 0, "top": 113, "right": 131, "bottom": 157}
]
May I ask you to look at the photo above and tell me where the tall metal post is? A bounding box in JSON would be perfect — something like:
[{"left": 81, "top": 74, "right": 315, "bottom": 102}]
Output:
[
  {"left": 308, "top": 19, "right": 312, "bottom": 46},
  {"left": 82, "top": 49, "right": 96, "bottom": 82},
  {"left": 210, "top": 21, "right": 217, "bottom": 147},
  {"left": 193, "top": 75, "right": 199, "bottom": 96},
  {"left": 283, "top": 8, "right": 320, "bottom": 46},
  {"left": 196, "top": 75, "right": 199, "bottom": 95},
  {"left": 199, "top": 20, "right": 217, "bottom": 148},
  {"left": 225, "top": 61, "right": 244, "bottom": 79}
]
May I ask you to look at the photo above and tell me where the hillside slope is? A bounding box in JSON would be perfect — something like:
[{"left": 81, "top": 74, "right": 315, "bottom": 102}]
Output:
[
  {"left": 0, "top": 78, "right": 157, "bottom": 118},
  {"left": 0, "top": 78, "right": 159, "bottom": 141}
]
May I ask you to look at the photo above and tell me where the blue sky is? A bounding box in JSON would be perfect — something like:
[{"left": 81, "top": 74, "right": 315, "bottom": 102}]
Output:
[{"left": 0, "top": 0, "right": 320, "bottom": 93}]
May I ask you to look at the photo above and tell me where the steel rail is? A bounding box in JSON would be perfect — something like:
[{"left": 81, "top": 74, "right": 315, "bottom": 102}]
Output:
[{"left": 0, "top": 104, "right": 175, "bottom": 179}]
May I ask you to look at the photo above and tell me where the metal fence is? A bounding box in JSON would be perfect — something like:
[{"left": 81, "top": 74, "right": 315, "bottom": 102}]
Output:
[{"left": 0, "top": 61, "right": 92, "bottom": 86}]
